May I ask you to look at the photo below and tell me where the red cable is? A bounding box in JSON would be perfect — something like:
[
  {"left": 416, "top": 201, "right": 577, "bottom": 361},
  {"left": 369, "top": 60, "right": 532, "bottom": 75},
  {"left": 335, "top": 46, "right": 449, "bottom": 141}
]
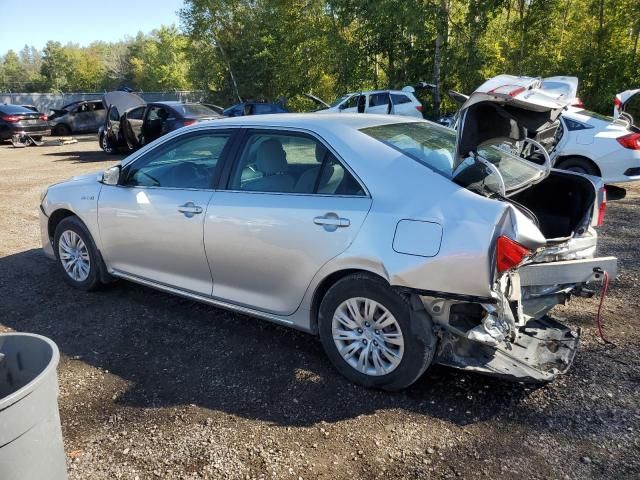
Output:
[{"left": 595, "top": 271, "right": 613, "bottom": 345}]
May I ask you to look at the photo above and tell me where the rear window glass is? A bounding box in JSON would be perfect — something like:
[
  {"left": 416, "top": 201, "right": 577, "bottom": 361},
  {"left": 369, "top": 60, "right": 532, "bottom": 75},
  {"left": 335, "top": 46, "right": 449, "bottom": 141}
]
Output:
[
  {"left": 575, "top": 109, "right": 613, "bottom": 122},
  {"left": 360, "top": 121, "right": 545, "bottom": 194},
  {"left": 0, "top": 104, "right": 35, "bottom": 114},
  {"left": 173, "top": 104, "right": 219, "bottom": 117}
]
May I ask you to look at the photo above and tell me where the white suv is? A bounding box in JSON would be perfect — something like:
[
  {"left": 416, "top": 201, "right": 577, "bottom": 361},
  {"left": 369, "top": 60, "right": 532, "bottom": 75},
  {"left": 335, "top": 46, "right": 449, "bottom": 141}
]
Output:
[{"left": 306, "top": 88, "right": 424, "bottom": 118}]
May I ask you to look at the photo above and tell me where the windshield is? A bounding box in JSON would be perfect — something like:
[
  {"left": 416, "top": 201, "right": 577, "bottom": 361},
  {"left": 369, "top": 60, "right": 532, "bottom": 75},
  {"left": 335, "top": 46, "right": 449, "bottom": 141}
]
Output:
[
  {"left": 360, "top": 121, "right": 546, "bottom": 195},
  {"left": 330, "top": 95, "right": 351, "bottom": 108}
]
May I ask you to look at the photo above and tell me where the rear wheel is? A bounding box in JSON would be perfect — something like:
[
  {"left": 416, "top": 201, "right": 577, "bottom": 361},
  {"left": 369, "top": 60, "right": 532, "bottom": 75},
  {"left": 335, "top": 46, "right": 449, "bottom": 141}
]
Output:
[
  {"left": 53, "top": 217, "right": 103, "bottom": 291},
  {"left": 318, "top": 273, "right": 436, "bottom": 390},
  {"left": 556, "top": 156, "right": 600, "bottom": 176}
]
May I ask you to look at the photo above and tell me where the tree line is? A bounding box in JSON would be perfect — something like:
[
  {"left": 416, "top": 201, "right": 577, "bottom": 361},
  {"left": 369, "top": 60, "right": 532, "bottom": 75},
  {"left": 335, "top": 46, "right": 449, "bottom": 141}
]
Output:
[{"left": 1, "top": 0, "right": 639, "bottom": 116}]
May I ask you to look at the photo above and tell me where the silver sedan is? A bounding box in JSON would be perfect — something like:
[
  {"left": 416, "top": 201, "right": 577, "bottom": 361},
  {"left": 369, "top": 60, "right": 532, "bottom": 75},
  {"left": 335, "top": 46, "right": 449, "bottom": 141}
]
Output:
[{"left": 39, "top": 109, "right": 617, "bottom": 390}]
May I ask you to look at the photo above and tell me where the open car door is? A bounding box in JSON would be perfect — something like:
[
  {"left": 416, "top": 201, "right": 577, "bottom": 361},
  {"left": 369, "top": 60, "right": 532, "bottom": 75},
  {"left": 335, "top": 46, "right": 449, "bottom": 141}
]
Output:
[{"left": 614, "top": 89, "right": 640, "bottom": 128}]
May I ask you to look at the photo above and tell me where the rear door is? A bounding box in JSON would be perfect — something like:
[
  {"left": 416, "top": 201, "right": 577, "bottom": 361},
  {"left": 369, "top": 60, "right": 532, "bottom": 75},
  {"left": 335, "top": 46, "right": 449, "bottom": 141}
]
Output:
[
  {"left": 204, "top": 128, "right": 372, "bottom": 315},
  {"left": 367, "top": 92, "right": 391, "bottom": 114}
]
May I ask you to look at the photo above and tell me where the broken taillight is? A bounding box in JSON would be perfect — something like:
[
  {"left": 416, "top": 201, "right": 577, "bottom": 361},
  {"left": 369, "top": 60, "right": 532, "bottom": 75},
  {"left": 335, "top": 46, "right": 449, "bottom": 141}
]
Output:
[
  {"left": 496, "top": 236, "right": 530, "bottom": 273},
  {"left": 597, "top": 186, "right": 607, "bottom": 226},
  {"left": 616, "top": 132, "right": 640, "bottom": 150},
  {"left": 39, "top": 113, "right": 47, "bottom": 121}
]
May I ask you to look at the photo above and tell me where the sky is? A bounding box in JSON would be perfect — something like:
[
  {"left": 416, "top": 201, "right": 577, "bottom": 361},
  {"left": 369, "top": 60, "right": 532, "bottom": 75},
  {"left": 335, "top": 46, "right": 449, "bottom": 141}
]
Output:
[{"left": 0, "top": 0, "right": 185, "bottom": 55}]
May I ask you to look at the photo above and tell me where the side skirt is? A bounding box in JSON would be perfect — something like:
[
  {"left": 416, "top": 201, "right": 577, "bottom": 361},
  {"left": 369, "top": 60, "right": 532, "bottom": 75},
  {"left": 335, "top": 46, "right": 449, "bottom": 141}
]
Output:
[{"left": 110, "top": 269, "right": 309, "bottom": 332}]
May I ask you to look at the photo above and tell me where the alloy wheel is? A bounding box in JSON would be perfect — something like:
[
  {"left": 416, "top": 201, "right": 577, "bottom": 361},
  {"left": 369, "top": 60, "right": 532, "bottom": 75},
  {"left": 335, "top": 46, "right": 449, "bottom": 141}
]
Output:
[
  {"left": 58, "top": 230, "right": 91, "bottom": 282},
  {"left": 331, "top": 297, "right": 405, "bottom": 376}
]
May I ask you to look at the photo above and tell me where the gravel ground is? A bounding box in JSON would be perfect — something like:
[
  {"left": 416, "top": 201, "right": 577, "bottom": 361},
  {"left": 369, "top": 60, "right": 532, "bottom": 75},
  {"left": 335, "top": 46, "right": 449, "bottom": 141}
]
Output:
[{"left": 0, "top": 137, "right": 638, "bottom": 479}]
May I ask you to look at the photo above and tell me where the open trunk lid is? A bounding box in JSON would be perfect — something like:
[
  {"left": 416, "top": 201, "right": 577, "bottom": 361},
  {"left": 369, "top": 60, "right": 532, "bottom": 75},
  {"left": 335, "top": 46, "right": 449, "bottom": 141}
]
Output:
[
  {"left": 102, "top": 91, "right": 145, "bottom": 115},
  {"left": 455, "top": 75, "right": 569, "bottom": 167},
  {"left": 614, "top": 88, "right": 640, "bottom": 128}
]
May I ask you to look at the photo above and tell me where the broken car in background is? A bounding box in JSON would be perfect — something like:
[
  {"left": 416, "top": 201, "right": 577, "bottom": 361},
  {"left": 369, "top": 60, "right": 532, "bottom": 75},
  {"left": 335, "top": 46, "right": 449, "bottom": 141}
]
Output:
[
  {"left": 99, "top": 91, "right": 223, "bottom": 154},
  {"left": 444, "top": 75, "right": 640, "bottom": 184},
  {"left": 49, "top": 99, "right": 106, "bottom": 135},
  {"left": 306, "top": 87, "right": 424, "bottom": 118}
]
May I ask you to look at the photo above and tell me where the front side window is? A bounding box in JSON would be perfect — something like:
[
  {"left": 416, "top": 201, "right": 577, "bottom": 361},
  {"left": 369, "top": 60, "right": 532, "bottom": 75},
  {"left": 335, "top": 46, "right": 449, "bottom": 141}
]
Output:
[
  {"left": 123, "top": 132, "right": 230, "bottom": 189},
  {"left": 108, "top": 107, "right": 119, "bottom": 121},
  {"left": 228, "top": 132, "right": 365, "bottom": 195},
  {"left": 342, "top": 95, "right": 361, "bottom": 110}
]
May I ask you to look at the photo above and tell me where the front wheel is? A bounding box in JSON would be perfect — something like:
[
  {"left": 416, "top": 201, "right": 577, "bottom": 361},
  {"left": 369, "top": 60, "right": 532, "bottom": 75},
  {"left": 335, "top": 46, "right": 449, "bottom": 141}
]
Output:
[
  {"left": 100, "top": 132, "right": 116, "bottom": 154},
  {"left": 53, "top": 216, "right": 103, "bottom": 291},
  {"left": 318, "top": 273, "right": 436, "bottom": 390}
]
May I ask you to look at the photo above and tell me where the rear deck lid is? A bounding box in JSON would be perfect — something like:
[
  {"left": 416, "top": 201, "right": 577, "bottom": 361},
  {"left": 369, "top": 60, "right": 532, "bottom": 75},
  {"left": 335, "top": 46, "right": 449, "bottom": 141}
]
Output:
[
  {"left": 102, "top": 91, "right": 145, "bottom": 116},
  {"left": 455, "top": 75, "right": 569, "bottom": 166}
]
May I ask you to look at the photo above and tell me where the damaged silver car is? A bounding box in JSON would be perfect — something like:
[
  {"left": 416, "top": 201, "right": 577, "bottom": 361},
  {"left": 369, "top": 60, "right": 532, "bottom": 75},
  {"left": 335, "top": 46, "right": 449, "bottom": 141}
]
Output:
[{"left": 39, "top": 83, "right": 616, "bottom": 389}]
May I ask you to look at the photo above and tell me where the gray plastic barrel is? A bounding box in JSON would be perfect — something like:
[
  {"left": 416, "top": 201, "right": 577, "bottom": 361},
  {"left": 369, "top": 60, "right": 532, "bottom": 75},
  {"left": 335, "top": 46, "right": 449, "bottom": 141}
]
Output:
[{"left": 0, "top": 333, "right": 67, "bottom": 480}]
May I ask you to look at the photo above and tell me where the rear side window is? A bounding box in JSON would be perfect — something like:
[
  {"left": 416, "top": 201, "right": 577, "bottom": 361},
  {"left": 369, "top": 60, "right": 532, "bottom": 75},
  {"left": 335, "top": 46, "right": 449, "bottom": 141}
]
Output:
[
  {"left": 369, "top": 92, "right": 390, "bottom": 107},
  {"left": 228, "top": 131, "right": 365, "bottom": 196},
  {"left": 391, "top": 94, "right": 412, "bottom": 105}
]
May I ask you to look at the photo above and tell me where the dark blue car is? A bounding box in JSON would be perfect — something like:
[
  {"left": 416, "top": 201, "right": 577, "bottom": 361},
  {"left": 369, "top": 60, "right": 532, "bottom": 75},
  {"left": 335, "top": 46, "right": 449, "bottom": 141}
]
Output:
[{"left": 223, "top": 102, "right": 288, "bottom": 117}]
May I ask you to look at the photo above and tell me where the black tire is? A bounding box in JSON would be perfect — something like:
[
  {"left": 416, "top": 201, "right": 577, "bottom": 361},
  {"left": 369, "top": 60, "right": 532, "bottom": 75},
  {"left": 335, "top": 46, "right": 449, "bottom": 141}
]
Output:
[
  {"left": 318, "top": 273, "right": 436, "bottom": 390},
  {"left": 556, "top": 156, "right": 600, "bottom": 176},
  {"left": 53, "top": 216, "right": 103, "bottom": 291},
  {"left": 100, "top": 132, "right": 116, "bottom": 154},
  {"left": 52, "top": 124, "right": 71, "bottom": 136}
]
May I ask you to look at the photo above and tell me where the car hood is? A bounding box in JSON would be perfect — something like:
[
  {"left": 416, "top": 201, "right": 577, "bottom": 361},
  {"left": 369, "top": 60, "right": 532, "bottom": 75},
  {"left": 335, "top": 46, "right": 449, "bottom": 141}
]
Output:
[
  {"left": 455, "top": 75, "right": 570, "bottom": 166},
  {"left": 303, "top": 93, "right": 330, "bottom": 109},
  {"left": 103, "top": 91, "right": 145, "bottom": 113}
]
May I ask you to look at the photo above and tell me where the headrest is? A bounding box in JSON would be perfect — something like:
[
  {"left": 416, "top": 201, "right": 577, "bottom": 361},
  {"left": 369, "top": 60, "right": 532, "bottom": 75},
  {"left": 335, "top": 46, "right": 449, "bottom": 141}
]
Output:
[{"left": 256, "top": 139, "right": 288, "bottom": 174}]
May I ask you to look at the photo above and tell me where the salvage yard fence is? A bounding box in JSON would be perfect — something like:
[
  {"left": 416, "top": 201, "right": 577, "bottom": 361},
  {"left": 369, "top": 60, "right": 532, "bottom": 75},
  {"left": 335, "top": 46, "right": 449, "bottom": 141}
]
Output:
[{"left": 0, "top": 91, "right": 207, "bottom": 112}]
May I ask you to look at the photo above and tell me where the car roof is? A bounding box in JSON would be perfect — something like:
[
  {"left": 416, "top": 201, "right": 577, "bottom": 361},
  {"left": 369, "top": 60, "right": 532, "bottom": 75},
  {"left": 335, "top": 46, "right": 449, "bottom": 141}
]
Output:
[{"left": 200, "top": 112, "right": 417, "bottom": 130}]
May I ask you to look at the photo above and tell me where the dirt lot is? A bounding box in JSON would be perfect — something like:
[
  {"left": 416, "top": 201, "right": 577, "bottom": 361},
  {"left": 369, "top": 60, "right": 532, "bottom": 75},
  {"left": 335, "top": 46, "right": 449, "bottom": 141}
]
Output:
[{"left": 0, "top": 136, "right": 638, "bottom": 479}]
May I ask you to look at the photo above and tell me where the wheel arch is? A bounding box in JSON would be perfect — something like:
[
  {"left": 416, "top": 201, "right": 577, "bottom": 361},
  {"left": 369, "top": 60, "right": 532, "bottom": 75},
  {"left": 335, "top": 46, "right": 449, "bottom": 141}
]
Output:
[
  {"left": 47, "top": 208, "right": 77, "bottom": 242},
  {"left": 555, "top": 155, "right": 602, "bottom": 177},
  {"left": 309, "top": 268, "right": 391, "bottom": 335}
]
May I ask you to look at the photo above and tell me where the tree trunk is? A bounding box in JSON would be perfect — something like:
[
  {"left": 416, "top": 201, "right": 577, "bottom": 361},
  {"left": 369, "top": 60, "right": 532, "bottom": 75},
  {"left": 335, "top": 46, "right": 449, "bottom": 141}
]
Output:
[{"left": 432, "top": 0, "right": 449, "bottom": 119}]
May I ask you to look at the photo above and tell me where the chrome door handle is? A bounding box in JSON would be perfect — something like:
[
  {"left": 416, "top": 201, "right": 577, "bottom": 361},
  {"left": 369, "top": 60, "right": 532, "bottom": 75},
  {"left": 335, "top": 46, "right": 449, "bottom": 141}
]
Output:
[
  {"left": 178, "top": 202, "right": 203, "bottom": 218},
  {"left": 314, "top": 213, "right": 350, "bottom": 231}
]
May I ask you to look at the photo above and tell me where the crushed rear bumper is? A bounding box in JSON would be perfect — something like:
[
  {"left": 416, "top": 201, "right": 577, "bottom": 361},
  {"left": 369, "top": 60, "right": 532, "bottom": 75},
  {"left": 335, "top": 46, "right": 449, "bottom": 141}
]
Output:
[{"left": 435, "top": 316, "right": 580, "bottom": 382}]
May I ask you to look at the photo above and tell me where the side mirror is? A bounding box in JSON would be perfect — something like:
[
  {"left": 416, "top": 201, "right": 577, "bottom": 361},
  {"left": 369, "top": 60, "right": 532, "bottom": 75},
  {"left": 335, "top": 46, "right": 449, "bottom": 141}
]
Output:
[{"left": 102, "top": 165, "right": 121, "bottom": 185}]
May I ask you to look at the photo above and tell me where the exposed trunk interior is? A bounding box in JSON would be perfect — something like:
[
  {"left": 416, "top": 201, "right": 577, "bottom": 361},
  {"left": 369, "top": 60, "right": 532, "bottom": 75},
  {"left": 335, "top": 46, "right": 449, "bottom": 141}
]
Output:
[{"left": 510, "top": 171, "right": 595, "bottom": 240}]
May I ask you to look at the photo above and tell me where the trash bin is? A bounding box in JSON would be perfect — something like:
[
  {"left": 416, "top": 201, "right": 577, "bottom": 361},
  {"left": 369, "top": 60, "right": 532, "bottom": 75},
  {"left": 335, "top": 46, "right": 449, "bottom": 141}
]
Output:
[{"left": 0, "top": 333, "right": 67, "bottom": 480}]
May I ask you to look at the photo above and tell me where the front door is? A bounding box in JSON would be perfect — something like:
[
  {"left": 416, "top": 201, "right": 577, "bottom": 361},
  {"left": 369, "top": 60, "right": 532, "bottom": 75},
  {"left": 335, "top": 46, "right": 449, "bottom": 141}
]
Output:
[
  {"left": 205, "top": 129, "right": 371, "bottom": 315},
  {"left": 98, "top": 130, "right": 234, "bottom": 295}
]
